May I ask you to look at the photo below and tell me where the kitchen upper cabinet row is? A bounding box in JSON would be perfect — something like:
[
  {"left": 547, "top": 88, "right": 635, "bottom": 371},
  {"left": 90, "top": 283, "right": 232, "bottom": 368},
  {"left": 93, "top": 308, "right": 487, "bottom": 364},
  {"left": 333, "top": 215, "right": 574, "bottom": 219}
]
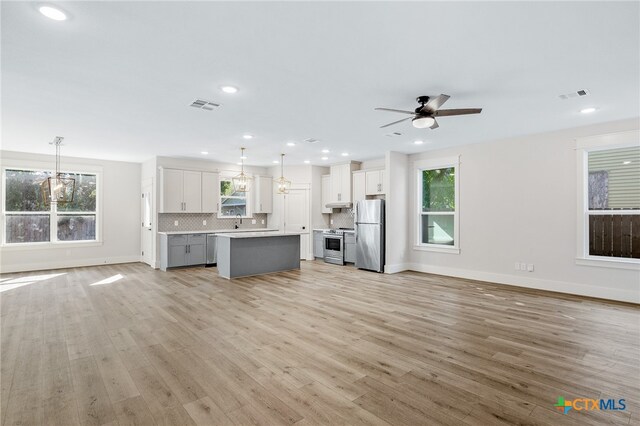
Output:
[
  {"left": 352, "top": 168, "right": 385, "bottom": 204},
  {"left": 161, "top": 168, "right": 216, "bottom": 213},
  {"left": 328, "top": 162, "right": 360, "bottom": 204},
  {"left": 160, "top": 168, "right": 272, "bottom": 214}
]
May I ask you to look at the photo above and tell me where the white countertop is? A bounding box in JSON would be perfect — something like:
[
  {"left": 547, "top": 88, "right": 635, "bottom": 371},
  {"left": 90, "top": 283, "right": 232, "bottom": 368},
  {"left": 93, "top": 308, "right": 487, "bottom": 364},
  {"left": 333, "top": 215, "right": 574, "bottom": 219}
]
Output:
[
  {"left": 313, "top": 228, "right": 355, "bottom": 233},
  {"left": 158, "top": 228, "right": 279, "bottom": 235},
  {"left": 216, "top": 231, "right": 304, "bottom": 239}
]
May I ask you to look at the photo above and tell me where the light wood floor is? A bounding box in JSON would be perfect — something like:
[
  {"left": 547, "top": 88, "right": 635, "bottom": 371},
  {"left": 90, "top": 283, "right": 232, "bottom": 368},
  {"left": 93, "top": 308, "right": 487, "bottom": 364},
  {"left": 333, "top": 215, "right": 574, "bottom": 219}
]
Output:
[{"left": 1, "top": 261, "right": 638, "bottom": 426}]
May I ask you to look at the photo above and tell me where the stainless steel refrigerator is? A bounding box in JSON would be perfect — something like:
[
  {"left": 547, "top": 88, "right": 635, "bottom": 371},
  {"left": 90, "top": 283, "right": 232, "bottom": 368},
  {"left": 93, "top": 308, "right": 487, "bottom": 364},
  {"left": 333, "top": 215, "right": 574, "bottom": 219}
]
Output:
[{"left": 355, "top": 199, "right": 385, "bottom": 272}]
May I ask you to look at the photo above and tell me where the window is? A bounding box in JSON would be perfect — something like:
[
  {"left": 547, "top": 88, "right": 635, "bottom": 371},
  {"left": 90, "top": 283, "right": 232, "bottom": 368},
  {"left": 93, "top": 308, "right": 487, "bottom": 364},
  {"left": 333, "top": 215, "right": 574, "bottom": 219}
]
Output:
[
  {"left": 4, "top": 168, "right": 98, "bottom": 245},
  {"left": 415, "top": 157, "right": 459, "bottom": 252},
  {"left": 576, "top": 130, "right": 640, "bottom": 267},
  {"left": 585, "top": 146, "right": 639, "bottom": 259},
  {"left": 218, "top": 176, "right": 248, "bottom": 218}
]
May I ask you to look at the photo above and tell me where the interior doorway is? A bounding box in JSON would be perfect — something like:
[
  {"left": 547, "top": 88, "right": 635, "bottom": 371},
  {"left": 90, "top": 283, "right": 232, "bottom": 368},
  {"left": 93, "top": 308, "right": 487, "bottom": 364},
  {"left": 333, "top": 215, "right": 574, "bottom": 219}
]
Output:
[
  {"left": 141, "top": 179, "right": 154, "bottom": 266},
  {"left": 283, "top": 188, "right": 310, "bottom": 260}
]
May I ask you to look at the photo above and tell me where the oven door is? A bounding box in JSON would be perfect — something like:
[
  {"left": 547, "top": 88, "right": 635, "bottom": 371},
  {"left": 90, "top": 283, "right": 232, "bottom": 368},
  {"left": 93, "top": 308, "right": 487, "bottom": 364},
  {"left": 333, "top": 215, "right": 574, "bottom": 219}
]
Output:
[{"left": 323, "top": 235, "right": 344, "bottom": 265}]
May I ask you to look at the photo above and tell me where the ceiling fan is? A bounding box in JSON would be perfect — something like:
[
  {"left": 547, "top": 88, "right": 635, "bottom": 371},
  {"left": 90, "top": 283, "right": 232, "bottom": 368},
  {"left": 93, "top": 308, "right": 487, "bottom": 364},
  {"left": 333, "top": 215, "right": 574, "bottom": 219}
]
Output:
[{"left": 375, "top": 94, "right": 482, "bottom": 129}]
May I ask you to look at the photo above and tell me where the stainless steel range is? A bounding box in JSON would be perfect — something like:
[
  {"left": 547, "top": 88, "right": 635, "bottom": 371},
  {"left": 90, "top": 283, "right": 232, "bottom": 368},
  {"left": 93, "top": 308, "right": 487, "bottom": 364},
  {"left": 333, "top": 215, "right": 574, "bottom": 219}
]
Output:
[{"left": 323, "top": 229, "right": 347, "bottom": 265}]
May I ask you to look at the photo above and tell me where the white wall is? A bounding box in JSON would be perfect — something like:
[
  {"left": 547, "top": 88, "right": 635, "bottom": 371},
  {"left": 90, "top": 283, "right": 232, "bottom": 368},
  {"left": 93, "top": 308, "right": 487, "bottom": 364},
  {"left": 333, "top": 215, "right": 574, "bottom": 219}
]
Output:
[
  {"left": 0, "top": 150, "right": 141, "bottom": 273},
  {"left": 384, "top": 151, "right": 410, "bottom": 272},
  {"left": 402, "top": 118, "right": 640, "bottom": 303}
]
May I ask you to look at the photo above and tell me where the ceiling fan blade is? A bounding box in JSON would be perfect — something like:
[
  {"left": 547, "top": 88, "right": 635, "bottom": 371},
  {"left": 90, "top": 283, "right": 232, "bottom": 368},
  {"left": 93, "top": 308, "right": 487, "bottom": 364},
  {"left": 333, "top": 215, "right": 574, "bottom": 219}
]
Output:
[
  {"left": 429, "top": 119, "right": 439, "bottom": 129},
  {"left": 422, "top": 94, "right": 450, "bottom": 112},
  {"left": 374, "top": 107, "right": 416, "bottom": 115},
  {"left": 380, "top": 117, "right": 412, "bottom": 128},
  {"left": 434, "top": 108, "right": 482, "bottom": 117}
]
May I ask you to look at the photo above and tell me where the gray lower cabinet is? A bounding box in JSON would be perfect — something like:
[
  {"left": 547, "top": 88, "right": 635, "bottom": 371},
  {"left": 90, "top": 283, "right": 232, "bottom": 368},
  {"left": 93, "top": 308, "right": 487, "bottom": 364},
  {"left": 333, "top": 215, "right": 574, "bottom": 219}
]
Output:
[
  {"left": 313, "top": 230, "right": 324, "bottom": 258},
  {"left": 344, "top": 232, "right": 356, "bottom": 263},
  {"left": 161, "top": 233, "right": 206, "bottom": 270}
]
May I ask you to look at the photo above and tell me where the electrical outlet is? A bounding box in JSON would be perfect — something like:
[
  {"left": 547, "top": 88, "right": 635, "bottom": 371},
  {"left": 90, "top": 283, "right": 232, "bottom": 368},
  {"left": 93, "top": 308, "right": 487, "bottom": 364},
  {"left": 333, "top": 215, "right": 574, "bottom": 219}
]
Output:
[
  {"left": 520, "top": 262, "right": 526, "bottom": 271},
  {"left": 527, "top": 264, "right": 534, "bottom": 272},
  {"left": 174, "top": 220, "right": 179, "bottom": 226},
  {"left": 261, "top": 219, "right": 265, "bottom": 224},
  {"left": 203, "top": 220, "right": 207, "bottom": 226},
  {"left": 330, "top": 219, "right": 334, "bottom": 225},
  {"left": 252, "top": 219, "right": 256, "bottom": 224},
  {"left": 515, "top": 262, "right": 520, "bottom": 271}
]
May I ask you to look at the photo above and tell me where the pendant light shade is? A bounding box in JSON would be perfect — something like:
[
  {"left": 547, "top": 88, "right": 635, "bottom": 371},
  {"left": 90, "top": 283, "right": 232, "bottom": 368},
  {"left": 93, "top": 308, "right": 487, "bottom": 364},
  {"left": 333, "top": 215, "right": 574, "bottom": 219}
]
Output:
[
  {"left": 40, "top": 137, "right": 75, "bottom": 205},
  {"left": 275, "top": 153, "right": 291, "bottom": 195},
  {"left": 232, "top": 147, "right": 252, "bottom": 193}
]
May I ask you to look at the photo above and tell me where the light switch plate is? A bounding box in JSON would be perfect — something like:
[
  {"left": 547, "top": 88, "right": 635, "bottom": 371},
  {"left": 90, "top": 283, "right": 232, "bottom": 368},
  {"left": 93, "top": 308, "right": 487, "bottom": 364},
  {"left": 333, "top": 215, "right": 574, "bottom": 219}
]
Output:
[
  {"left": 174, "top": 220, "right": 179, "bottom": 226},
  {"left": 520, "top": 262, "right": 526, "bottom": 271},
  {"left": 252, "top": 219, "right": 256, "bottom": 224},
  {"left": 330, "top": 219, "right": 334, "bottom": 225},
  {"left": 261, "top": 219, "right": 265, "bottom": 224},
  {"left": 515, "top": 262, "right": 520, "bottom": 271},
  {"left": 527, "top": 264, "right": 534, "bottom": 272},
  {"left": 203, "top": 220, "right": 207, "bottom": 226}
]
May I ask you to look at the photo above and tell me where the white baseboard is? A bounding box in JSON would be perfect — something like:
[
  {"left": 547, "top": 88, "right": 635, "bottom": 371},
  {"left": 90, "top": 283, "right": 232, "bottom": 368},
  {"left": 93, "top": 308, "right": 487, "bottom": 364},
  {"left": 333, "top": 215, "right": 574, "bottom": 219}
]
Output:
[
  {"left": 404, "top": 263, "right": 639, "bottom": 304},
  {"left": 384, "top": 263, "right": 411, "bottom": 274},
  {"left": 1, "top": 256, "right": 142, "bottom": 274}
]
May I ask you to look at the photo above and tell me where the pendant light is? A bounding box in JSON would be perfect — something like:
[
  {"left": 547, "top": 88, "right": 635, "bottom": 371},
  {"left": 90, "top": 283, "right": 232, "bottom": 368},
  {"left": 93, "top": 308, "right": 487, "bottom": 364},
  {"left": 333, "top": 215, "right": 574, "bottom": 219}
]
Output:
[
  {"left": 40, "top": 136, "right": 75, "bottom": 205},
  {"left": 232, "top": 147, "right": 252, "bottom": 192},
  {"left": 275, "top": 153, "right": 291, "bottom": 195}
]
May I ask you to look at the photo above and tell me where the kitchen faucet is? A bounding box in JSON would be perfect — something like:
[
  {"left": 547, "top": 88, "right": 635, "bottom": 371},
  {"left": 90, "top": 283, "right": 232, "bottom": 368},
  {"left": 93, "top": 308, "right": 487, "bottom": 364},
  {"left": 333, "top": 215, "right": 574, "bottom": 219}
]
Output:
[{"left": 234, "top": 213, "right": 242, "bottom": 229}]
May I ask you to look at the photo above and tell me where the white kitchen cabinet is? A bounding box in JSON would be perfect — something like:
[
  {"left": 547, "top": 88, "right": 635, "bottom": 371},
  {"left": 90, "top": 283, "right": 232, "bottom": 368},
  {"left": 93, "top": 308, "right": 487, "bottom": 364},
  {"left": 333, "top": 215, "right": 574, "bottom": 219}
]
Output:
[
  {"left": 201, "top": 172, "right": 219, "bottom": 213},
  {"left": 365, "top": 169, "right": 385, "bottom": 195},
  {"left": 321, "top": 175, "right": 331, "bottom": 213},
  {"left": 352, "top": 171, "right": 366, "bottom": 205},
  {"left": 160, "top": 168, "right": 202, "bottom": 213},
  {"left": 254, "top": 176, "right": 273, "bottom": 214},
  {"left": 329, "top": 162, "right": 360, "bottom": 204}
]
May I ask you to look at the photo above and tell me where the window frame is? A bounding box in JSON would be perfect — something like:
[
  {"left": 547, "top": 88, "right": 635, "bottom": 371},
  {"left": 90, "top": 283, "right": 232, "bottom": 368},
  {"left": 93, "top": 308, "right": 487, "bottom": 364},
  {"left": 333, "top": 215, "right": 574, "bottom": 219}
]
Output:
[
  {"left": 1, "top": 161, "right": 103, "bottom": 249},
  {"left": 414, "top": 156, "right": 460, "bottom": 254},
  {"left": 576, "top": 130, "right": 640, "bottom": 269},
  {"left": 217, "top": 173, "right": 252, "bottom": 219}
]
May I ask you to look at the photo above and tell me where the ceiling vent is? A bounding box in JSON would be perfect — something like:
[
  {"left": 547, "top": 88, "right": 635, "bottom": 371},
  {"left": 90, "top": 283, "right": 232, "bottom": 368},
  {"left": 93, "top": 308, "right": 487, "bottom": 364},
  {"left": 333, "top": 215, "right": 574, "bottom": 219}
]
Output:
[
  {"left": 559, "top": 89, "right": 590, "bottom": 100},
  {"left": 303, "top": 138, "right": 319, "bottom": 144},
  {"left": 190, "top": 99, "right": 220, "bottom": 110},
  {"left": 385, "top": 131, "right": 403, "bottom": 137}
]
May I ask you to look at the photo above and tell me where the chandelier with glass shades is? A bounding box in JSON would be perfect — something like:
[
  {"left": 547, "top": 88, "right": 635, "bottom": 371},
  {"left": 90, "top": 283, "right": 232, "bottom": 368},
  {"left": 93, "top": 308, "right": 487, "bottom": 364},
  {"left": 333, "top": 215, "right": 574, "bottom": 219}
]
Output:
[
  {"left": 232, "top": 147, "right": 252, "bottom": 193},
  {"left": 275, "top": 153, "right": 291, "bottom": 195},
  {"left": 40, "top": 136, "right": 76, "bottom": 205}
]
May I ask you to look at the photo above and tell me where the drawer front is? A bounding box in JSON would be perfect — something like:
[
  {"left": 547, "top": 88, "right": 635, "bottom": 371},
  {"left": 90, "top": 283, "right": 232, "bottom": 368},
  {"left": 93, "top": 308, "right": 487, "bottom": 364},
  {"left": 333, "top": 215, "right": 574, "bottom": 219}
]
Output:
[
  {"left": 344, "top": 233, "right": 356, "bottom": 244},
  {"left": 168, "top": 235, "right": 188, "bottom": 246},
  {"left": 188, "top": 234, "right": 206, "bottom": 245}
]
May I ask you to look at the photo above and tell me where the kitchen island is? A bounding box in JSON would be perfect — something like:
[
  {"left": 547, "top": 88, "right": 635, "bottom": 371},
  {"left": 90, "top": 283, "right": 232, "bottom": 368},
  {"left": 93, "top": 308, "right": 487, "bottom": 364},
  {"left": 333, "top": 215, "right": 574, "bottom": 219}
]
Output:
[{"left": 216, "top": 232, "right": 302, "bottom": 279}]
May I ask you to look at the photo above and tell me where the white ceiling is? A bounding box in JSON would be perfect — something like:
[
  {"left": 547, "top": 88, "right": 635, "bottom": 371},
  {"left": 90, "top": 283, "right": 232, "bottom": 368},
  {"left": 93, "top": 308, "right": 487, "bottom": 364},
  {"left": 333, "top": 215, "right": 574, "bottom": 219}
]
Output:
[{"left": 2, "top": 1, "right": 638, "bottom": 166}]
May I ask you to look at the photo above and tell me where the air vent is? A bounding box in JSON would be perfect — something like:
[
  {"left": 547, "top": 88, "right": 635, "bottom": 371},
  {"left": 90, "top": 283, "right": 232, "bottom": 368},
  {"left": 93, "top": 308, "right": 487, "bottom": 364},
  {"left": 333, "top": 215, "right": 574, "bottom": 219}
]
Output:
[
  {"left": 385, "top": 131, "right": 403, "bottom": 137},
  {"left": 190, "top": 99, "right": 220, "bottom": 110},
  {"left": 303, "top": 138, "right": 319, "bottom": 144},
  {"left": 559, "top": 89, "right": 590, "bottom": 100}
]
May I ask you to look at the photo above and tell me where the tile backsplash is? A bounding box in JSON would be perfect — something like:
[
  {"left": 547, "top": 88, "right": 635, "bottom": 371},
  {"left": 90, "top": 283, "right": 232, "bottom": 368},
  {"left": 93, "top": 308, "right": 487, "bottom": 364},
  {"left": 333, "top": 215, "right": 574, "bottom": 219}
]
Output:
[
  {"left": 330, "top": 210, "right": 355, "bottom": 229},
  {"left": 158, "top": 213, "right": 268, "bottom": 232}
]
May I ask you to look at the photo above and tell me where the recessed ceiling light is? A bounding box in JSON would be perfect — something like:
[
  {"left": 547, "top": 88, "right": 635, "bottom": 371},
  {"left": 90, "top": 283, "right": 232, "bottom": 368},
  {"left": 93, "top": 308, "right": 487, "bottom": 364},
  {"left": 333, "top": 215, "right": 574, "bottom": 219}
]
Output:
[
  {"left": 321, "top": 149, "right": 330, "bottom": 154},
  {"left": 414, "top": 140, "right": 424, "bottom": 145},
  {"left": 321, "top": 156, "right": 328, "bottom": 160},
  {"left": 341, "top": 152, "right": 349, "bottom": 156},
  {"left": 304, "top": 160, "right": 310, "bottom": 164},
  {"left": 580, "top": 107, "right": 596, "bottom": 114},
  {"left": 286, "top": 142, "right": 296, "bottom": 147},
  {"left": 243, "top": 134, "right": 253, "bottom": 140},
  {"left": 623, "top": 160, "right": 632, "bottom": 165},
  {"left": 272, "top": 160, "right": 279, "bottom": 164},
  {"left": 220, "top": 86, "right": 238, "bottom": 94},
  {"left": 200, "top": 151, "right": 209, "bottom": 155},
  {"left": 39, "top": 5, "right": 67, "bottom": 21}
]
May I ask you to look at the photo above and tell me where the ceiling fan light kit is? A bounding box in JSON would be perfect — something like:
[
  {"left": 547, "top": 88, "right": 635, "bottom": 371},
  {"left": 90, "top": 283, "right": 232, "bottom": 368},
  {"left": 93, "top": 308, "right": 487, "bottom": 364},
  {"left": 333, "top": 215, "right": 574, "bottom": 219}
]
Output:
[{"left": 376, "top": 94, "right": 482, "bottom": 130}]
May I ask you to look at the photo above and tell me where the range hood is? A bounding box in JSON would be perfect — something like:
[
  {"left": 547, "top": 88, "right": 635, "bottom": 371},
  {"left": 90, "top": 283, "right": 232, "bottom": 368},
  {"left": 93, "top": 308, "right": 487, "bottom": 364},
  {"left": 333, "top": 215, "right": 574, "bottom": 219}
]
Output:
[{"left": 325, "top": 202, "right": 352, "bottom": 209}]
